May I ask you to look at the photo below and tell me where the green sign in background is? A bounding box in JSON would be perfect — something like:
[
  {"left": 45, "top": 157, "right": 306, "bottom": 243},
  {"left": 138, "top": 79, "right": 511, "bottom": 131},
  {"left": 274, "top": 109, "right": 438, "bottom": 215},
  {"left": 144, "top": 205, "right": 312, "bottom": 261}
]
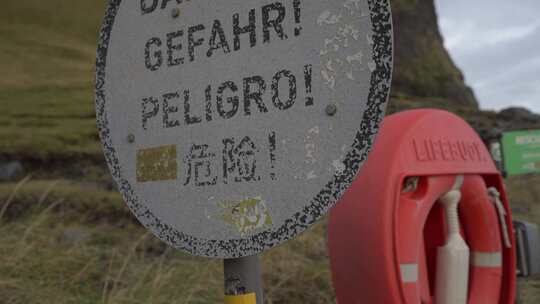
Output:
[{"left": 502, "top": 130, "right": 540, "bottom": 175}]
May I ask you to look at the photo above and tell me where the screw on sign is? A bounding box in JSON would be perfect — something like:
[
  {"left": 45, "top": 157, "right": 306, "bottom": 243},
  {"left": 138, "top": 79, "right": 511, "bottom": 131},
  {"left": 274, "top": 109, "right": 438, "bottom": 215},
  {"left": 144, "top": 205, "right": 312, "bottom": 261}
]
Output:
[{"left": 95, "top": 0, "right": 392, "bottom": 259}]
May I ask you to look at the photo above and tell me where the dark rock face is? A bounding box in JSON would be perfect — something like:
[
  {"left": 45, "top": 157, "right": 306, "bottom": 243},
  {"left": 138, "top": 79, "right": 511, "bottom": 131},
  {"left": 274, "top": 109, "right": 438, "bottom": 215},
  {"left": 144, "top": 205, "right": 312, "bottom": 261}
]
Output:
[
  {"left": 391, "top": 0, "right": 478, "bottom": 106},
  {"left": 497, "top": 107, "right": 540, "bottom": 131},
  {"left": 499, "top": 107, "right": 540, "bottom": 122}
]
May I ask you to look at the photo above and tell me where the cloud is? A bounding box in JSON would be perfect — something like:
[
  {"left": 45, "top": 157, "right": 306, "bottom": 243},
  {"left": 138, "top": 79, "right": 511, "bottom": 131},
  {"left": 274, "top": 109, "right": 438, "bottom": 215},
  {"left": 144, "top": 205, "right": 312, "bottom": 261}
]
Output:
[
  {"left": 434, "top": 0, "right": 540, "bottom": 113},
  {"left": 452, "top": 26, "right": 540, "bottom": 81}
]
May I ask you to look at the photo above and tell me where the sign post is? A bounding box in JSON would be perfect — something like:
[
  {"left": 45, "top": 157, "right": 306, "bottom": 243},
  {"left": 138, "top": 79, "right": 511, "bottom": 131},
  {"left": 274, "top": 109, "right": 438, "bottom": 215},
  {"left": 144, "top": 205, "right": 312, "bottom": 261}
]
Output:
[
  {"left": 95, "top": 0, "right": 392, "bottom": 301},
  {"left": 502, "top": 130, "right": 540, "bottom": 176},
  {"left": 224, "top": 255, "right": 263, "bottom": 304}
]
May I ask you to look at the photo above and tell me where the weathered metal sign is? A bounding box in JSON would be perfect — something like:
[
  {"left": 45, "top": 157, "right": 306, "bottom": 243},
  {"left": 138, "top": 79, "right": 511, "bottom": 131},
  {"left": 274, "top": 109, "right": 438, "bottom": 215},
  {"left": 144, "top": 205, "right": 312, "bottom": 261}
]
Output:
[
  {"left": 95, "top": 0, "right": 392, "bottom": 258},
  {"left": 502, "top": 130, "right": 540, "bottom": 176}
]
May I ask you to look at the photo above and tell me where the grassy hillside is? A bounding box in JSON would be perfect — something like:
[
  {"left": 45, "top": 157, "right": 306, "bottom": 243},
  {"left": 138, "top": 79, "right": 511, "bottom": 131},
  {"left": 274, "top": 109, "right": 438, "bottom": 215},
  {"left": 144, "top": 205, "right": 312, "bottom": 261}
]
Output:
[
  {"left": 1, "top": 0, "right": 539, "bottom": 303},
  {"left": 391, "top": 0, "right": 478, "bottom": 105},
  {"left": 0, "top": 0, "right": 105, "bottom": 163}
]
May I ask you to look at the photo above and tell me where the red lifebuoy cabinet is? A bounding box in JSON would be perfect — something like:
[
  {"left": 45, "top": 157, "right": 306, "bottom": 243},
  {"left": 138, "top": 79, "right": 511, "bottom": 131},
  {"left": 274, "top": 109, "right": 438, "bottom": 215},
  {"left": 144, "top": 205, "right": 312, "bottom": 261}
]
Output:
[{"left": 328, "top": 109, "right": 516, "bottom": 304}]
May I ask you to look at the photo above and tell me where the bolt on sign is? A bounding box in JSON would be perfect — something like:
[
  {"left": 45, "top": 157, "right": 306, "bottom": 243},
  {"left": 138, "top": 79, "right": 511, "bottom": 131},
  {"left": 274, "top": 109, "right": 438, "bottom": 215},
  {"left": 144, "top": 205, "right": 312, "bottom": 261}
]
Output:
[
  {"left": 502, "top": 130, "right": 540, "bottom": 176},
  {"left": 95, "top": 0, "right": 393, "bottom": 258}
]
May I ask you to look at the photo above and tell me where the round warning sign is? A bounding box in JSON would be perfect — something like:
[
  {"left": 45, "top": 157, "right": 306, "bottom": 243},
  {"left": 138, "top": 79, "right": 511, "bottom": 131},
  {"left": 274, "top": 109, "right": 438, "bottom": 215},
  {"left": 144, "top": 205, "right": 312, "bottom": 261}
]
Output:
[{"left": 95, "top": 0, "right": 392, "bottom": 258}]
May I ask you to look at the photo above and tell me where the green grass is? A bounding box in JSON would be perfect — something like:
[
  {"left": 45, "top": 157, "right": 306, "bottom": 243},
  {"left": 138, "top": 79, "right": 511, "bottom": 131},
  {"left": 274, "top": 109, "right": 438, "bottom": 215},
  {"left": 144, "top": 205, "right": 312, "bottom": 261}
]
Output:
[
  {"left": 0, "top": 210, "right": 224, "bottom": 304},
  {"left": 0, "top": 212, "right": 333, "bottom": 304},
  {"left": 0, "top": 0, "right": 105, "bottom": 163},
  {"left": 0, "top": 86, "right": 101, "bottom": 161},
  {"left": 0, "top": 180, "right": 333, "bottom": 304},
  {"left": 0, "top": 179, "right": 126, "bottom": 224}
]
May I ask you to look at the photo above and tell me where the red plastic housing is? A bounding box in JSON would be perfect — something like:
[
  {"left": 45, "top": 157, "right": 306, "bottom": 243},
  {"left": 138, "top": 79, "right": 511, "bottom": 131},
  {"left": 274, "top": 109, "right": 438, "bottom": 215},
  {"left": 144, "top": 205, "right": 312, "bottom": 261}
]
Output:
[{"left": 328, "top": 109, "right": 516, "bottom": 304}]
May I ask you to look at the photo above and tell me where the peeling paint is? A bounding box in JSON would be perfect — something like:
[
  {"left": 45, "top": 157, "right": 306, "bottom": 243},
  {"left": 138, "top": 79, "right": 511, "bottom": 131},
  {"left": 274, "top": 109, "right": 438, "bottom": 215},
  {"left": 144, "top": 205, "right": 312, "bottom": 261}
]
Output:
[
  {"left": 320, "top": 38, "right": 339, "bottom": 55},
  {"left": 319, "top": 1, "right": 371, "bottom": 90},
  {"left": 317, "top": 10, "right": 342, "bottom": 25},
  {"left": 307, "top": 170, "right": 318, "bottom": 180},
  {"left": 366, "top": 34, "right": 374, "bottom": 45},
  {"left": 332, "top": 159, "right": 346, "bottom": 173},
  {"left": 305, "top": 126, "right": 320, "bottom": 164},
  {"left": 326, "top": 59, "right": 335, "bottom": 72},
  {"left": 367, "top": 60, "right": 376, "bottom": 72},
  {"left": 344, "top": 0, "right": 362, "bottom": 12},
  {"left": 305, "top": 143, "right": 317, "bottom": 164},
  {"left": 308, "top": 126, "right": 320, "bottom": 135},
  {"left": 321, "top": 69, "right": 336, "bottom": 89},
  {"left": 338, "top": 25, "right": 361, "bottom": 45},
  {"left": 346, "top": 51, "right": 364, "bottom": 64},
  {"left": 219, "top": 197, "right": 273, "bottom": 236}
]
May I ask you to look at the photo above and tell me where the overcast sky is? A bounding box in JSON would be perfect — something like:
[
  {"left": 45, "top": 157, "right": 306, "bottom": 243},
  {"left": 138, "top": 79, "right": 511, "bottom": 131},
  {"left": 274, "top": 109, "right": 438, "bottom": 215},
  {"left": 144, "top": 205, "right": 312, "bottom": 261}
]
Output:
[{"left": 434, "top": 0, "right": 540, "bottom": 113}]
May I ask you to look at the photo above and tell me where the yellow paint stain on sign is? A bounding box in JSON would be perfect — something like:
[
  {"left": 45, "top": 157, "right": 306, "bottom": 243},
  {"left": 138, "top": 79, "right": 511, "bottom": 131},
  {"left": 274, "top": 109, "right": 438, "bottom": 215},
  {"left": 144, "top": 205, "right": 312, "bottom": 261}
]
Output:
[
  {"left": 136, "top": 145, "right": 177, "bottom": 182},
  {"left": 219, "top": 197, "right": 273, "bottom": 236}
]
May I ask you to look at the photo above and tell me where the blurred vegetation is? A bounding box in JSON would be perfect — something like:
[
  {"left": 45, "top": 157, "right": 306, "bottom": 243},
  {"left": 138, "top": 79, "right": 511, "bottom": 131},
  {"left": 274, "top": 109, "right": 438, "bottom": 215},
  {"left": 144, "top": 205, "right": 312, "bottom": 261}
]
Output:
[
  {"left": 0, "top": 0, "right": 105, "bottom": 163},
  {"left": 0, "top": 179, "right": 333, "bottom": 304},
  {"left": 0, "top": 0, "right": 539, "bottom": 303}
]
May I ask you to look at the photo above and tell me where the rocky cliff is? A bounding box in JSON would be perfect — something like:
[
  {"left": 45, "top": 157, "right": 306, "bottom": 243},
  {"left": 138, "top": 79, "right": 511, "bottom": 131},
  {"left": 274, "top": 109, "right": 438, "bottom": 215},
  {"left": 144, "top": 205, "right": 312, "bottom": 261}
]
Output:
[
  {"left": 391, "top": 0, "right": 478, "bottom": 106},
  {"left": 389, "top": 0, "right": 540, "bottom": 133}
]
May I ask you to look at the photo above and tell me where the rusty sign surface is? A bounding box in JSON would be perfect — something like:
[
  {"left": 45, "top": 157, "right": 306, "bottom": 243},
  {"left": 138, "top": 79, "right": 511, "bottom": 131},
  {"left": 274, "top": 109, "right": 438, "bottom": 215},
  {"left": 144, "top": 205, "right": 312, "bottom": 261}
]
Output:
[{"left": 95, "top": 0, "right": 393, "bottom": 258}]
